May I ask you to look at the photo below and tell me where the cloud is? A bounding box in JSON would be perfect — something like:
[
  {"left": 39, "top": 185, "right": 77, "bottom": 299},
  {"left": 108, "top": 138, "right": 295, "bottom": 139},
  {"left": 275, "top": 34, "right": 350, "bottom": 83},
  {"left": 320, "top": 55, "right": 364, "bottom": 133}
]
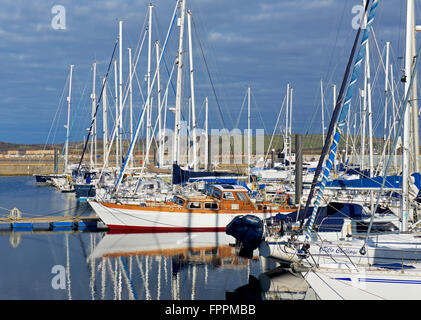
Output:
[{"left": 208, "top": 31, "right": 254, "bottom": 44}]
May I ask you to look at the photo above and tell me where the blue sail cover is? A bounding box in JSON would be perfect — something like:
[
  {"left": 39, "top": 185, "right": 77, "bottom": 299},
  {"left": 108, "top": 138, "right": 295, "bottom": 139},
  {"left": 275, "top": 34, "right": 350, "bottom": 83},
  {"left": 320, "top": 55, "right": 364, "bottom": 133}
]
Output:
[
  {"left": 172, "top": 164, "right": 243, "bottom": 185},
  {"left": 323, "top": 173, "right": 421, "bottom": 190}
]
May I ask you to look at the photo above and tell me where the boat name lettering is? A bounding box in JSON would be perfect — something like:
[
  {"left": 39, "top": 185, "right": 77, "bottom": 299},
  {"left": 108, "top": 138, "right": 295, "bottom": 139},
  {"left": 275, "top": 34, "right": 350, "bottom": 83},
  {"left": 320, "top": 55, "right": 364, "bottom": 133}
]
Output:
[{"left": 319, "top": 246, "right": 357, "bottom": 255}]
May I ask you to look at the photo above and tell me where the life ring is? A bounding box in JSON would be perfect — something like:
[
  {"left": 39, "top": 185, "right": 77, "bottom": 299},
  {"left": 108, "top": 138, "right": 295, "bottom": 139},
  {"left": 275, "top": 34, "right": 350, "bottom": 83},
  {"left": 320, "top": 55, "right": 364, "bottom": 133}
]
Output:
[{"left": 9, "top": 207, "right": 21, "bottom": 220}]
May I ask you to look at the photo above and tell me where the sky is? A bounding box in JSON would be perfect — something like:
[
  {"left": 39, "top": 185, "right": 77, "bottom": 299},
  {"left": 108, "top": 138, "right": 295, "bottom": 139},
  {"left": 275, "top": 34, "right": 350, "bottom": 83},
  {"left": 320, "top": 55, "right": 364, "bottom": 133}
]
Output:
[{"left": 0, "top": 0, "right": 414, "bottom": 144}]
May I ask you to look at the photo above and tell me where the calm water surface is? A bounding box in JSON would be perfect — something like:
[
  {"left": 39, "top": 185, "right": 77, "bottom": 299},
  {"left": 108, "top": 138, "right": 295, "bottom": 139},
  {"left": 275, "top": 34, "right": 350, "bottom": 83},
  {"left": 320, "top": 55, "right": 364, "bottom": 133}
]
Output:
[{"left": 0, "top": 176, "right": 316, "bottom": 300}]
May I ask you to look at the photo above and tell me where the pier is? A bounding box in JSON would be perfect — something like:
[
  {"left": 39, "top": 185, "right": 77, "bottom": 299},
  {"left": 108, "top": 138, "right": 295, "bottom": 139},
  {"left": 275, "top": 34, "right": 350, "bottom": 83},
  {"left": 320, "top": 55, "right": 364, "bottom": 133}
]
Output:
[{"left": 0, "top": 215, "right": 106, "bottom": 233}]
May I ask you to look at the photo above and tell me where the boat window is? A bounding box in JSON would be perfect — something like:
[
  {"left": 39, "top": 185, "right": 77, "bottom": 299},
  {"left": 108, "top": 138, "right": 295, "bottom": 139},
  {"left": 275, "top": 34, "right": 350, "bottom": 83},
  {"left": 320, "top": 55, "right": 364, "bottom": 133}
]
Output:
[
  {"left": 222, "top": 192, "right": 235, "bottom": 200},
  {"left": 205, "top": 187, "right": 213, "bottom": 196},
  {"left": 205, "top": 202, "right": 218, "bottom": 210},
  {"left": 236, "top": 192, "right": 248, "bottom": 201},
  {"left": 212, "top": 189, "right": 221, "bottom": 199},
  {"left": 173, "top": 197, "right": 185, "bottom": 206},
  {"left": 188, "top": 202, "right": 202, "bottom": 209}
]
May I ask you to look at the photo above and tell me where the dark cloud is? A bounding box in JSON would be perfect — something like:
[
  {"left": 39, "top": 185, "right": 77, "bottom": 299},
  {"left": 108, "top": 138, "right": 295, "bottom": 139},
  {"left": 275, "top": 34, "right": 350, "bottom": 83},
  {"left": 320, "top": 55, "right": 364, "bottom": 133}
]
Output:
[{"left": 0, "top": 0, "right": 409, "bottom": 143}]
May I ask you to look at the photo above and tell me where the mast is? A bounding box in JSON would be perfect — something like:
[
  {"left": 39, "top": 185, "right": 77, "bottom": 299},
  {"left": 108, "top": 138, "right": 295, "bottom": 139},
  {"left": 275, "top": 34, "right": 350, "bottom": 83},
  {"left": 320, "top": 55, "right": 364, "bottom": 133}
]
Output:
[
  {"left": 114, "top": 59, "right": 119, "bottom": 168},
  {"left": 187, "top": 9, "right": 198, "bottom": 171},
  {"left": 248, "top": 86, "right": 251, "bottom": 171},
  {"left": 321, "top": 79, "right": 325, "bottom": 142},
  {"left": 205, "top": 97, "right": 209, "bottom": 170},
  {"left": 384, "top": 42, "right": 390, "bottom": 147},
  {"left": 411, "top": 0, "right": 420, "bottom": 174},
  {"left": 366, "top": 39, "right": 374, "bottom": 178},
  {"left": 361, "top": 55, "right": 367, "bottom": 171},
  {"left": 90, "top": 61, "right": 97, "bottom": 168},
  {"left": 289, "top": 86, "right": 293, "bottom": 160},
  {"left": 402, "top": 0, "right": 414, "bottom": 231},
  {"left": 64, "top": 64, "right": 74, "bottom": 173},
  {"left": 156, "top": 41, "right": 163, "bottom": 168},
  {"left": 102, "top": 76, "right": 108, "bottom": 168},
  {"left": 118, "top": 20, "right": 123, "bottom": 168},
  {"left": 303, "top": 0, "right": 377, "bottom": 242},
  {"left": 390, "top": 63, "right": 398, "bottom": 170},
  {"left": 146, "top": 4, "right": 153, "bottom": 164},
  {"left": 285, "top": 83, "right": 290, "bottom": 163},
  {"left": 173, "top": 0, "right": 186, "bottom": 165},
  {"left": 128, "top": 47, "right": 134, "bottom": 168}
]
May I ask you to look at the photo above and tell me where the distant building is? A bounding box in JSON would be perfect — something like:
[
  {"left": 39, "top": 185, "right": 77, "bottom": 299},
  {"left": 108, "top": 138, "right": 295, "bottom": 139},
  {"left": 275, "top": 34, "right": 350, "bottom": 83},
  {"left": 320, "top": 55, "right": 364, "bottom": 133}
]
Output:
[{"left": 7, "top": 150, "right": 24, "bottom": 157}]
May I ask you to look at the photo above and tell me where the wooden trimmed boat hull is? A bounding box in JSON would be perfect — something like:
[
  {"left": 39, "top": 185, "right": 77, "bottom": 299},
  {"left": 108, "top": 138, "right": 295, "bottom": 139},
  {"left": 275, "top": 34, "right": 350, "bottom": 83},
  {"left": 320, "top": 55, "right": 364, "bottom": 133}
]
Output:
[{"left": 88, "top": 200, "right": 294, "bottom": 231}]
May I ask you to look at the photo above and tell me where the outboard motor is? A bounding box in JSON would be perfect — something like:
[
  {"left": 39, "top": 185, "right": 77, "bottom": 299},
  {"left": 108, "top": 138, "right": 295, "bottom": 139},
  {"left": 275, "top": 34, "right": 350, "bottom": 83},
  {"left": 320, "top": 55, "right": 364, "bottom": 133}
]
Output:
[{"left": 226, "top": 215, "right": 264, "bottom": 258}]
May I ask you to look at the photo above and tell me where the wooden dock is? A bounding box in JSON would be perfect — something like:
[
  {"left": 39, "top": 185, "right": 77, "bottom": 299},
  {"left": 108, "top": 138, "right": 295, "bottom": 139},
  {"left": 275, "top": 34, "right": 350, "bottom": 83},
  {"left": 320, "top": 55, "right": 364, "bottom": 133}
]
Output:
[{"left": 0, "top": 215, "right": 107, "bottom": 233}]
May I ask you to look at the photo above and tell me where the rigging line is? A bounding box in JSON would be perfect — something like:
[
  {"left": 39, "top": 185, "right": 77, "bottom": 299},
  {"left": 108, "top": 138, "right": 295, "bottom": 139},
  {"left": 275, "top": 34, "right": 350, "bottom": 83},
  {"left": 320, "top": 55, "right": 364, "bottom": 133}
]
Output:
[
  {"left": 40, "top": 74, "right": 69, "bottom": 168},
  {"left": 114, "top": 1, "right": 178, "bottom": 190},
  {"left": 55, "top": 73, "right": 91, "bottom": 173},
  {"left": 250, "top": 89, "right": 269, "bottom": 134},
  {"left": 190, "top": 15, "right": 232, "bottom": 130},
  {"left": 303, "top": 0, "right": 373, "bottom": 206},
  {"left": 234, "top": 89, "right": 248, "bottom": 129},
  {"left": 153, "top": 6, "right": 177, "bottom": 97},
  {"left": 181, "top": 13, "right": 242, "bottom": 173},
  {"left": 303, "top": 0, "right": 377, "bottom": 241},
  {"left": 371, "top": 28, "right": 399, "bottom": 108},
  {"left": 361, "top": 41, "right": 421, "bottom": 254},
  {"left": 264, "top": 94, "right": 287, "bottom": 163},
  {"left": 77, "top": 39, "right": 119, "bottom": 173}
]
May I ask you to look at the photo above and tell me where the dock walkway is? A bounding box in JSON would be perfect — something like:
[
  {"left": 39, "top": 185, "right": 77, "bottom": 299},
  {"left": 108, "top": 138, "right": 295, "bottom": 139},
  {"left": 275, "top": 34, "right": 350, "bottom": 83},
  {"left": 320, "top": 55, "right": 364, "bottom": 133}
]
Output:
[{"left": 0, "top": 215, "right": 106, "bottom": 232}]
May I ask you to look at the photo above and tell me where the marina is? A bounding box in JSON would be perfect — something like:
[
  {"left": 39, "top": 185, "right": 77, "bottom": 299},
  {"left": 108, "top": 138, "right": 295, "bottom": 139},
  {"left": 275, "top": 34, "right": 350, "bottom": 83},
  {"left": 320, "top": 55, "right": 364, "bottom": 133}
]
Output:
[{"left": 2, "top": 0, "right": 421, "bottom": 306}]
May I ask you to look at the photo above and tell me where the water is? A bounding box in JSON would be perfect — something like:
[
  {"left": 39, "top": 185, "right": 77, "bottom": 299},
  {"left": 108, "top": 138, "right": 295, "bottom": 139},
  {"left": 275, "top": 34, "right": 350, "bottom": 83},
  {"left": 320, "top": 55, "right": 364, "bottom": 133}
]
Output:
[{"left": 0, "top": 176, "right": 316, "bottom": 300}]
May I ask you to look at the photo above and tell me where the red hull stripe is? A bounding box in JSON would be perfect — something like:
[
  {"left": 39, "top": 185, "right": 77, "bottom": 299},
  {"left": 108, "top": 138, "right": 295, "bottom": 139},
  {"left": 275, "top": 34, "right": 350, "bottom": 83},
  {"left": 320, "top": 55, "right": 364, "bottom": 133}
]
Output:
[{"left": 107, "top": 225, "right": 226, "bottom": 233}]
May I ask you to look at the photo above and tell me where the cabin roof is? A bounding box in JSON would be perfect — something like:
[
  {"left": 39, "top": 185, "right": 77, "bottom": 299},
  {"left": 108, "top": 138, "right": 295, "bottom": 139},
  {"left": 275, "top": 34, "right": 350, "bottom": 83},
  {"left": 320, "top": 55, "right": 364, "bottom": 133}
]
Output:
[{"left": 212, "top": 184, "right": 248, "bottom": 192}]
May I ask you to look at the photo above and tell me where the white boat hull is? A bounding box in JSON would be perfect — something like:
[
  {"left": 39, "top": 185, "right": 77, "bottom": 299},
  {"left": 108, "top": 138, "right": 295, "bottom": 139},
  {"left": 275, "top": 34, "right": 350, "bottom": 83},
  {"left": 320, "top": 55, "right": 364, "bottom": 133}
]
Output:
[
  {"left": 305, "top": 265, "right": 421, "bottom": 300},
  {"left": 88, "top": 200, "right": 279, "bottom": 231},
  {"left": 262, "top": 233, "right": 421, "bottom": 266}
]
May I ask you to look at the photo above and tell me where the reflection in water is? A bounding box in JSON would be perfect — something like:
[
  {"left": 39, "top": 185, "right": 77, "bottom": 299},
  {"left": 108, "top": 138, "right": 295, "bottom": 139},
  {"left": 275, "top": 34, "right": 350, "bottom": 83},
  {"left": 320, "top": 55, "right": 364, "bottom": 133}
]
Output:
[
  {"left": 0, "top": 177, "right": 316, "bottom": 300},
  {"left": 226, "top": 259, "right": 315, "bottom": 301},
  {"left": 88, "top": 231, "right": 260, "bottom": 300}
]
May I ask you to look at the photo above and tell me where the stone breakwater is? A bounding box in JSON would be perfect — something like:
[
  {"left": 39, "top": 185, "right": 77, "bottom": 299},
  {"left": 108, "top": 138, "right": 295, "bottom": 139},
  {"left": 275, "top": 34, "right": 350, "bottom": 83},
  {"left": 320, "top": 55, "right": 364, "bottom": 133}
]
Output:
[{"left": 0, "top": 159, "right": 61, "bottom": 176}]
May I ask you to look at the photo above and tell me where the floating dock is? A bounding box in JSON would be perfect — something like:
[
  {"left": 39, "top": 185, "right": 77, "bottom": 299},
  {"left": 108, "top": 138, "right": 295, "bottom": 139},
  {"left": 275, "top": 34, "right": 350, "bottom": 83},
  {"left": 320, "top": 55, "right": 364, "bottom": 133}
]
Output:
[{"left": 0, "top": 215, "right": 107, "bottom": 233}]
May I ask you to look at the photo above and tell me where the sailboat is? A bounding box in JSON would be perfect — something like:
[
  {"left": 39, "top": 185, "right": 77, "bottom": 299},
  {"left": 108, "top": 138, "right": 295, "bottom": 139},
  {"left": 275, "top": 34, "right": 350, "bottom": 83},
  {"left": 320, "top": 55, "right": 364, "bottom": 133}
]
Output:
[
  {"left": 35, "top": 64, "right": 77, "bottom": 192},
  {"left": 227, "top": 0, "right": 421, "bottom": 300}
]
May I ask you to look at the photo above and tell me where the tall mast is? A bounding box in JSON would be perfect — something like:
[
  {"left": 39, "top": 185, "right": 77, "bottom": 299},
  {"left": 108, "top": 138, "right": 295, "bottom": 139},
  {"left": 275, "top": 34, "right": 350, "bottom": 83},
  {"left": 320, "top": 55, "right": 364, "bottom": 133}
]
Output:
[
  {"left": 390, "top": 63, "right": 398, "bottom": 170},
  {"left": 114, "top": 59, "right": 119, "bottom": 168},
  {"left": 411, "top": 0, "right": 420, "bottom": 174},
  {"left": 320, "top": 79, "right": 325, "bottom": 142},
  {"left": 155, "top": 41, "right": 163, "bottom": 168},
  {"left": 187, "top": 9, "right": 198, "bottom": 171},
  {"left": 384, "top": 41, "right": 390, "bottom": 146},
  {"left": 289, "top": 86, "right": 293, "bottom": 155},
  {"left": 205, "top": 97, "right": 208, "bottom": 170},
  {"left": 146, "top": 4, "right": 153, "bottom": 164},
  {"left": 285, "top": 83, "right": 290, "bottom": 162},
  {"left": 247, "top": 86, "right": 251, "bottom": 171},
  {"left": 366, "top": 40, "right": 374, "bottom": 178},
  {"left": 102, "top": 76, "right": 108, "bottom": 168},
  {"left": 128, "top": 47, "right": 134, "bottom": 168},
  {"left": 118, "top": 20, "right": 123, "bottom": 169},
  {"left": 90, "top": 61, "right": 97, "bottom": 168},
  {"left": 173, "top": 0, "right": 186, "bottom": 164},
  {"left": 361, "top": 60, "right": 367, "bottom": 171},
  {"left": 402, "top": 0, "right": 414, "bottom": 231},
  {"left": 65, "top": 64, "right": 74, "bottom": 172}
]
